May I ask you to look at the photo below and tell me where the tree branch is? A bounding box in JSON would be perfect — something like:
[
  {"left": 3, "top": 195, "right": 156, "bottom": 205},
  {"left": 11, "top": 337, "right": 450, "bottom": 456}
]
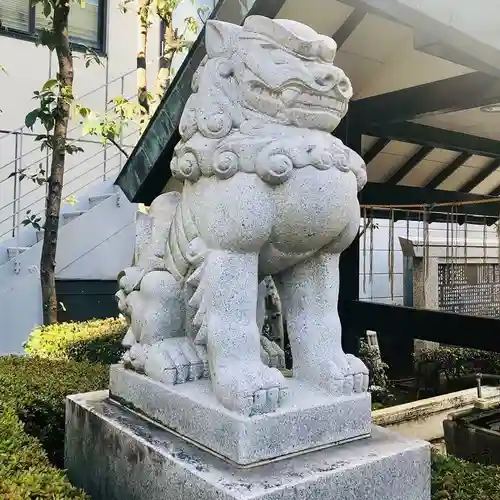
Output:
[{"left": 107, "top": 135, "right": 129, "bottom": 158}]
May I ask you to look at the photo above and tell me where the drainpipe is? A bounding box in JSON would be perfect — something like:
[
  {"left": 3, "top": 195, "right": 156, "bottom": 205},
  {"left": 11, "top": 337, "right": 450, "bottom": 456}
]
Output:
[{"left": 476, "top": 373, "right": 500, "bottom": 399}]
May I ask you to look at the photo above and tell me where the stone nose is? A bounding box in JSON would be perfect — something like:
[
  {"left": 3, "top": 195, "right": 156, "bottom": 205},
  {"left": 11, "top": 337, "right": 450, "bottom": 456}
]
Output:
[{"left": 313, "top": 68, "right": 352, "bottom": 96}]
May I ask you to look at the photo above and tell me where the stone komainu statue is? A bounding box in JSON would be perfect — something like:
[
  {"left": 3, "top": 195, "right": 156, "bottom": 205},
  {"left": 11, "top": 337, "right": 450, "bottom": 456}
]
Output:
[{"left": 116, "top": 15, "right": 369, "bottom": 416}]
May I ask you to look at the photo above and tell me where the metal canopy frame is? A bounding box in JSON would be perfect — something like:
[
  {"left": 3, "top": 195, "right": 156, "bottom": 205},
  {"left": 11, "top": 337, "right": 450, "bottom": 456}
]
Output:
[{"left": 350, "top": 72, "right": 500, "bottom": 126}]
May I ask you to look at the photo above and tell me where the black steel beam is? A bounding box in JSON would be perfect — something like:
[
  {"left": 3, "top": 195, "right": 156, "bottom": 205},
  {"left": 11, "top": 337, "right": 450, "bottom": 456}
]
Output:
[
  {"left": 336, "top": 118, "right": 363, "bottom": 355},
  {"left": 360, "top": 182, "right": 500, "bottom": 220},
  {"left": 363, "top": 137, "right": 389, "bottom": 164},
  {"left": 351, "top": 72, "right": 500, "bottom": 126},
  {"left": 425, "top": 151, "right": 472, "bottom": 189},
  {"left": 363, "top": 122, "right": 500, "bottom": 159},
  {"left": 489, "top": 184, "right": 500, "bottom": 197},
  {"left": 459, "top": 158, "right": 500, "bottom": 193},
  {"left": 385, "top": 145, "right": 432, "bottom": 185},
  {"left": 346, "top": 301, "right": 500, "bottom": 353},
  {"left": 333, "top": 8, "right": 366, "bottom": 48}
]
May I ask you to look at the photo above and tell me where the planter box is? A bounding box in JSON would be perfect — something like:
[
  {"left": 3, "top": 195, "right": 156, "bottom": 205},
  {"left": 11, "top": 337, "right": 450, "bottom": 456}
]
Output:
[
  {"left": 373, "top": 386, "right": 500, "bottom": 441},
  {"left": 444, "top": 403, "right": 500, "bottom": 465}
]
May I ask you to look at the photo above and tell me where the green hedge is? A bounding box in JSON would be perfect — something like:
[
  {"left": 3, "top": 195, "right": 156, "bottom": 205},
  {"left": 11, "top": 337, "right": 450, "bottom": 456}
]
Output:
[
  {"left": 0, "top": 406, "right": 89, "bottom": 499},
  {"left": 0, "top": 356, "right": 108, "bottom": 467},
  {"left": 24, "top": 317, "right": 127, "bottom": 364},
  {"left": 417, "top": 345, "right": 500, "bottom": 388},
  {"left": 432, "top": 452, "right": 500, "bottom": 499}
]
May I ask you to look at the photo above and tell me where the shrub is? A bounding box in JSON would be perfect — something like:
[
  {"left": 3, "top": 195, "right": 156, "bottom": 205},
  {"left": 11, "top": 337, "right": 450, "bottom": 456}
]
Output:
[
  {"left": 432, "top": 451, "right": 500, "bottom": 500},
  {"left": 417, "top": 345, "right": 500, "bottom": 382},
  {"left": 0, "top": 356, "right": 108, "bottom": 467},
  {"left": 0, "top": 406, "right": 89, "bottom": 499},
  {"left": 359, "top": 339, "right": 393, "bottom": 405},
  {"left": 24, "top": 317, "right": 127, "bottom": 364}
]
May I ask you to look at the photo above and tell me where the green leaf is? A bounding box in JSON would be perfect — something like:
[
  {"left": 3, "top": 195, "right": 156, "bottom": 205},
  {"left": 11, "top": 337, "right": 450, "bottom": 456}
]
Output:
[
  {"left": 25, "top": 109, "right": 40, "bottom": 129},
  {"left": 64, "top": 195, "right": 77, "bottom": 205},
  {"left": 43, "top": 1, "right": 51, "bottom": 17},
  {"left": 77, "top": 106, "right": 91, "bottom": 118},
  {"left": 42, "top": 79, "right": 58, "bottom": 91},
  {"left": 38, "top": 29, "right": 58, "bottom": 51}
]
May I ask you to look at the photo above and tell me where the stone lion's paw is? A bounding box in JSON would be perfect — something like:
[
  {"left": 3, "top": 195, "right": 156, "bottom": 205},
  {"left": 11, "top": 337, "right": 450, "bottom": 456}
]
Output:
[
  {"left": 144, "top": 338, "right": 208, "bottom": 385},
  {"left": 213, "top": 363, "right": 288, "bottom": 416}
]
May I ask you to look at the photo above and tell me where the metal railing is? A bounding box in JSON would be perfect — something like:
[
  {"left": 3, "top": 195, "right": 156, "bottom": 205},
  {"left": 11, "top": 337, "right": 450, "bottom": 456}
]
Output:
[
  {"left": 0, "top": 46, "right": 176, "bottom": 239},
  {"left": 0, "top": 124, "right": 140, "bottom": 243},
  {"left": 0, "top": 61, "right": 150, "bottom": 245}
]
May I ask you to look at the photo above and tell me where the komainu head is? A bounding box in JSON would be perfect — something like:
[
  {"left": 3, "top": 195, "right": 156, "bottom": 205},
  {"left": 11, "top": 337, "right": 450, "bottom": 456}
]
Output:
[
  {"left": 171, "top": 15, "right": 365, "bottom": 189},
  {"left": 229, "top": 16, "right": 352, "bottom": 131}
]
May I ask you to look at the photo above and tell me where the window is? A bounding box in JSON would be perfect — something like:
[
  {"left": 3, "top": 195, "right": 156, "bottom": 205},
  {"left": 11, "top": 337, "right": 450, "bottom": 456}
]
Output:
[{"left": 0, "top": 0, "right": 105, "bottom": 51}]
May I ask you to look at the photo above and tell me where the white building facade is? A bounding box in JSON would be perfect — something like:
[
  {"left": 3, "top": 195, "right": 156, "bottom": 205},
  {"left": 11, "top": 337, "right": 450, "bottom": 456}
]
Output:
[
  {"left": 0, "top": 0, "right": 214, "bottom": 353},
  {"left": 0, "top": 0, "right": 215, "bottom": 244}
]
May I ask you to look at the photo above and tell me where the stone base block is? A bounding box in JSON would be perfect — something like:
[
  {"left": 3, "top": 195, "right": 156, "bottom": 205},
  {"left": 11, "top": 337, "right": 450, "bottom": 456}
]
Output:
[
  {"left": 109, "top": 364, "right": 371, "bottom": 465},
  {"left": 65, "top": 391, "right": 431, "bottom": 500}
]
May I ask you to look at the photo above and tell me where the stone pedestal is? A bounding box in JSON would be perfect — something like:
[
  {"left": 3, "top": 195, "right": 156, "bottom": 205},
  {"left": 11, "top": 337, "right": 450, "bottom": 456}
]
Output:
[
  {"left": 109, "top": 364, "right": 371, "bottom": 465},
  {"left": 65, "top": 391, "right": 431, "bottom": 500}
]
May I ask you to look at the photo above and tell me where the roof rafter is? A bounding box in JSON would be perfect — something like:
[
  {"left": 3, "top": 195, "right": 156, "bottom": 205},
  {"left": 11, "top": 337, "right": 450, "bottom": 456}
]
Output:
[
  {"left": 363, "top": 138, "right": 390, "bottom": 164},
  {"left": 425, "top": 152, "right": 472, "bottom": 189},
  {"left": 385, "top": 146, "right": 432, "bottom": 185},
  {"left": 360, "top": 182, "right": 500, "bottom": 221},
  {"left": 333, "top": 8, "right": 367, "bottom": 49},
  {"left": 363, "top": 122, "right": 500, "bottom": 158},
  {"left": 459, "top": 158, "right": 500, "bottom": 193}
]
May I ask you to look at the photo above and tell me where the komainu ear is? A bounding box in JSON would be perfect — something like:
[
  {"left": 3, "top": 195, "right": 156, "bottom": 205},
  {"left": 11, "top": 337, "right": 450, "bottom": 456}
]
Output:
[{"left": 205, "top": 20, "right": 241, "bottom": 57}]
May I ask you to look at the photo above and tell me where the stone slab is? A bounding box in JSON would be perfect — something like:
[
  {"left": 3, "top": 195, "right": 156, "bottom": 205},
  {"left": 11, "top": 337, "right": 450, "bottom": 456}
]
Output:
[
  {"left": 108, "top": 364, "right": 371, "bottom": 465},
  {"left": 65, "top": 390, "right": 431, "bottom": 500}
]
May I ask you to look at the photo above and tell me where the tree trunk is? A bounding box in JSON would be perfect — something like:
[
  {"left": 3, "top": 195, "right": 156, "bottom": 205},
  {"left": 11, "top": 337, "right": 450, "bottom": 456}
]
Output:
[
  {"left": 137, "top": 0, "right": 152, "bottom": 127},
  {"left": 40, "top": 0, "right": 73, "bottom": 325},
  {"left": 155, "top": 12, "right": 176, "bottom": 103}
]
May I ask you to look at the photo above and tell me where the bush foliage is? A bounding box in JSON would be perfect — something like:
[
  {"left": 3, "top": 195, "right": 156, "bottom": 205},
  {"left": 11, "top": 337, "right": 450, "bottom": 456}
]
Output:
[
  {"left": 418, "top": 345, "right": 500, "bottom": 381},
  {"left": 432, "top": 451, "right": 500, "bottom": 500},
  {"left": 0, "top": 356, "right": 108, "bottom": 466},
  {"left": 24, "top": 317, "right": 127, "bottom": 364},
  {"left": 359, "top": 339, "right": 393, "bottom": 405},
  {"left": 0, "top": 407, "right": 89, "bottom": 499}
]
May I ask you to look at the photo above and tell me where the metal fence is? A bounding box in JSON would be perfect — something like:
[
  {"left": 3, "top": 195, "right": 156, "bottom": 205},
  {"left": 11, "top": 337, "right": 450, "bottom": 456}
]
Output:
[{"left": 438, "top": 262, "right": 500, "bottom": 318}]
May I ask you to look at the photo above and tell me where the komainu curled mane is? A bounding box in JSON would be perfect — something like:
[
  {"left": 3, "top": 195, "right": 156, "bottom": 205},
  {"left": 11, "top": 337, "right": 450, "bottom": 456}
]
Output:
[{"left": 116, "top": 15, "right": 369, "bottom": 416}]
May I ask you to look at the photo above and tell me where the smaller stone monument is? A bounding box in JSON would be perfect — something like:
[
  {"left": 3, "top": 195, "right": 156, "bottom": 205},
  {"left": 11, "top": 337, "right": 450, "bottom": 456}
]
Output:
[{"left": 65, "top": 15, "right": 430, "bottom": 500}]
